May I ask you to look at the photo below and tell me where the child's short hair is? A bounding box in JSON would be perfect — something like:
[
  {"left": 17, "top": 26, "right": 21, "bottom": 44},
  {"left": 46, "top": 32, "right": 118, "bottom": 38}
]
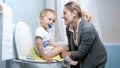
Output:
[{"left": 39, "top": 8, "right": 56, "bottom": 20}]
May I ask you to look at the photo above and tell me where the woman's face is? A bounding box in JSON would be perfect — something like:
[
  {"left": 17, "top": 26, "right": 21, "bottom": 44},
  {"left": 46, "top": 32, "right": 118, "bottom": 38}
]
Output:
[{"left": 62, "top": 7, "right": 74, "bottom": 25}]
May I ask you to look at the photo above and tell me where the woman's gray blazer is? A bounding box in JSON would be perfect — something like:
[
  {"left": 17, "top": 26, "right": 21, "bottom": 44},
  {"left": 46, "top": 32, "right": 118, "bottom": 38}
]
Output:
[{"left": 66, "top": 19, "right": 107, "bottom": 68}]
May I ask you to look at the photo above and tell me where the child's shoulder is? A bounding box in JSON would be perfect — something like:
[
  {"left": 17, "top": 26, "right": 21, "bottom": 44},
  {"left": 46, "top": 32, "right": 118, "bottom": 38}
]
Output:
[{"left": 36, "top": 26, "right": 45, "bottom": 31}]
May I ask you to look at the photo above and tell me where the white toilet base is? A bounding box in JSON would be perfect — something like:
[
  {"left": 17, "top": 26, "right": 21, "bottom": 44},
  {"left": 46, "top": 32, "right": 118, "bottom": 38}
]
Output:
[{"left": 10, "top": 59, "right": 64, "bottom": 68}]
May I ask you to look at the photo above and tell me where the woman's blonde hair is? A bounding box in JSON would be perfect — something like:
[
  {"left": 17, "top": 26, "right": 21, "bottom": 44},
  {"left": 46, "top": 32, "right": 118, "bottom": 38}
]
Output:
[
  {"left": 64, "top": 1, "right": 82, "bottom": 18},
  {"left": 82, "top": 10, "right": 92, "bottom": 22},
  {"left": 64, "top": 1, "right": 92, "bottom": 22},
  {"left": 39, "top": 8, "right": 56, "bottom": 20}
]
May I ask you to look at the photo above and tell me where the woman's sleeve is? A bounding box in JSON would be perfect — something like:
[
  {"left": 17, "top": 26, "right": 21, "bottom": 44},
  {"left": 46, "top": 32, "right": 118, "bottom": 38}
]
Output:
[{"left": 70, "top": 25, "right": 96, "bottom": 60}]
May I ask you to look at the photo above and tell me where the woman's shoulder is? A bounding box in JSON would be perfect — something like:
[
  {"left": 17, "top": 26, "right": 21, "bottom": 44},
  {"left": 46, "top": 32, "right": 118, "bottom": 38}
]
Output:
[{"left": 81, "top": 20, "right": 95, "bottom": 32}]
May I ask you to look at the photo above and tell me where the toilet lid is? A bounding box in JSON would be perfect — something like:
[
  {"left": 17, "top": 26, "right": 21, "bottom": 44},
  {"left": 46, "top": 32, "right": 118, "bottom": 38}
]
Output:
[{"left": 15, "top": 20, "right": 33, "bottom": 60}]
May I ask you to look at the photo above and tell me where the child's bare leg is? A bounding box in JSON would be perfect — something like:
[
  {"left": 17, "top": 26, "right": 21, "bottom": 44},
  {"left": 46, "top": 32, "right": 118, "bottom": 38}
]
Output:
[
  {"left": 47, "top": 46, "right": 78, "bottom": 65},
  {"left": 62, "top": 46, "right": 69, "bottom": 51},
  {"left": 47, "top": 46, "right": 64, "bottom": 57}
]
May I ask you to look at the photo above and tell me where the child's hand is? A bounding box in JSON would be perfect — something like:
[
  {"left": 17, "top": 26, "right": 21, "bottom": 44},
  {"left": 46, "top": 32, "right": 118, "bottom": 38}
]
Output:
[
  {"left": 50, "top": 40, "right": 58, "bottom": 47},
  {"left": 49, "top": 40, "right": 54, "bottom": 45},
  {"left": 43, "top": 55, "right": 53, "bottom": 63}
]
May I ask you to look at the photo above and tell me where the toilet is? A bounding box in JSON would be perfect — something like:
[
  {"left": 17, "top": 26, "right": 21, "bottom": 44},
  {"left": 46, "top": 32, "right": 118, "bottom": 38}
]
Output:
[{"left": 11, "top": 20, "right": 64, "bottom": 68}]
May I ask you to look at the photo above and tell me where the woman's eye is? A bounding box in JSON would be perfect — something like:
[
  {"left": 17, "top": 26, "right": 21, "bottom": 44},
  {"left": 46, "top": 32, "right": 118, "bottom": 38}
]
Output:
[{"left": 63, "top": 11, "right": 66, "bottom": 15}]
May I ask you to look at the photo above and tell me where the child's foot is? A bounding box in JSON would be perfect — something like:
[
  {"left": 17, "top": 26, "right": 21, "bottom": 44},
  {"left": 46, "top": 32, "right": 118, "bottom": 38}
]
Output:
[{"left": 69, "top": 60, "right": 78, "bottom": 65}]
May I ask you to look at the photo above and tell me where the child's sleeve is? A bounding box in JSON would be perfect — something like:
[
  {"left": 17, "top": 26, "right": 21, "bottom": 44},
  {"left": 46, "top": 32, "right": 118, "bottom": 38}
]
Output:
[{"left": 35, "top": 27, "right": 44, "bottom": 39}]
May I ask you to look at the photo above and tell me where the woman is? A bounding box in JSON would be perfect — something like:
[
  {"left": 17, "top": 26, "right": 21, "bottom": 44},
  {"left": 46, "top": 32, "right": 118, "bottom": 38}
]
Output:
[{"left": 62, "top": 1, "right": 107, "bottom": 68}]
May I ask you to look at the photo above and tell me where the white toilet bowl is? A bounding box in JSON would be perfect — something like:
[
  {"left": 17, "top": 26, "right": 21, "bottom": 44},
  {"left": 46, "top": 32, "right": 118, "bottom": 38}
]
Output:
[{"left": 11, "top": 20, "right": 64, "bottom": 68}]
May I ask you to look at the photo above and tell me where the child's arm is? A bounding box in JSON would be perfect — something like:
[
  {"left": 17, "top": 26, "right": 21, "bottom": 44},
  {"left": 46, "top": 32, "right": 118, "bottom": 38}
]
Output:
[{"left": 35, "top": 36, "right": 53, "bottom": 62}]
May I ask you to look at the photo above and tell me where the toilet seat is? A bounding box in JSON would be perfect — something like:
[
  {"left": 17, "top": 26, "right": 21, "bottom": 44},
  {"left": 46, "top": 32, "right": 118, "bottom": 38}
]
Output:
[{"left": 15, "top": 20, "right": 33, "bottom": 60}]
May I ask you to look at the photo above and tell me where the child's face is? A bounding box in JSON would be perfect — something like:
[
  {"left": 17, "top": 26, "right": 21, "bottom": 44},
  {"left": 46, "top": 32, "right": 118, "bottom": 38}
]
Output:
[{"left": 40, "top": 13, "right": 56, "bottom": 29}]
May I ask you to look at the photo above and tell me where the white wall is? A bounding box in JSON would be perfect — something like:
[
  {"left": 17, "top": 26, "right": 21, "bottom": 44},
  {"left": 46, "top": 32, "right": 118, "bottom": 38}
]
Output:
[
  {"left": 0, "top": 0, "right": 45, "bottom": 68},
  {"left": 0, "top": 12, "right": 6, "bottom": 68},
  {"left": 6, "top": 0, "right": 45, "bottom": 41},
  {"left": 96, "top": 0, "right": 120, "bottom": 43}
]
